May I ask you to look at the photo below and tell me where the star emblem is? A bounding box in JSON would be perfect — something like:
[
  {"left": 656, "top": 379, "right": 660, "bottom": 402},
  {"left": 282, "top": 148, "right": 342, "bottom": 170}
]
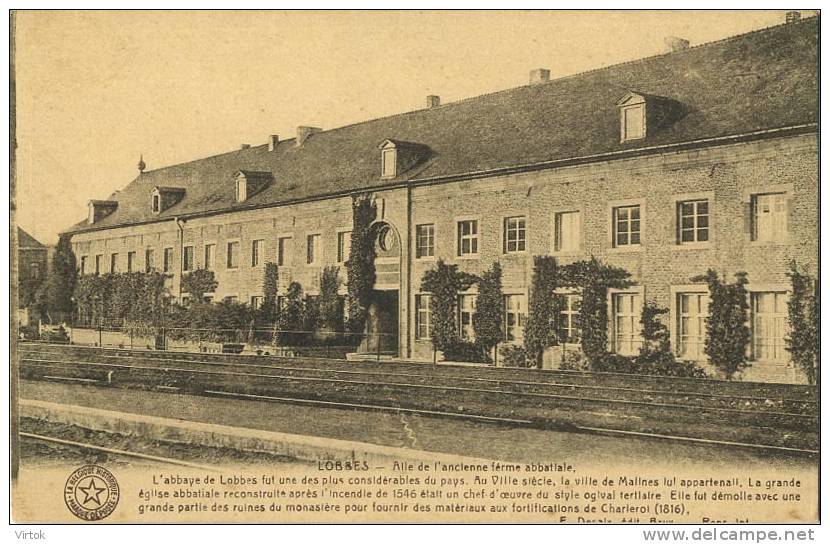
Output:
[{"left": 77, "top": 477, "right": 107, "bottom": 507}]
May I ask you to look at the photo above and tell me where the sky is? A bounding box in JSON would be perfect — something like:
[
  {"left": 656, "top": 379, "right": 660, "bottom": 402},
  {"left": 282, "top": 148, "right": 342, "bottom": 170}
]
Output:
[{"left": 13, "top": 9, "right": 804, "bottom": 244}]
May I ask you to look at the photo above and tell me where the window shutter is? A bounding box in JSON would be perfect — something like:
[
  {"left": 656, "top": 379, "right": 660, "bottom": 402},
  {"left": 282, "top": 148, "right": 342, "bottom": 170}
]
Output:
[
  {"left": 785, "top": 195, "right": 793, "bottom": 236},
  {"left": 743, "top": 201, "right": 753, "bottom": 240}
]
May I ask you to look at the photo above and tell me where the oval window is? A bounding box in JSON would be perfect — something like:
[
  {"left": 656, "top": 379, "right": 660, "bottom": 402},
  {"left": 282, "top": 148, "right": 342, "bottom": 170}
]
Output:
[{"left": 378, "top": 225, "right": 394, "bottom": 252}]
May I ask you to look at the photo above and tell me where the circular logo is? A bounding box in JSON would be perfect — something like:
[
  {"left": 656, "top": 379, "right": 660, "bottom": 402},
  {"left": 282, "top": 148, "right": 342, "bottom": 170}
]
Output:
[{"left": 64, "top": 465, "right": 120, "bottom": 521}]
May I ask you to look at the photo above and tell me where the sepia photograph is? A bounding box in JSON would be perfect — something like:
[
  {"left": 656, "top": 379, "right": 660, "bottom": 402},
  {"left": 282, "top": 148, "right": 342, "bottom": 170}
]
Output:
[{"left": 8, "top": 7, "right": 820, "bottom": 530}]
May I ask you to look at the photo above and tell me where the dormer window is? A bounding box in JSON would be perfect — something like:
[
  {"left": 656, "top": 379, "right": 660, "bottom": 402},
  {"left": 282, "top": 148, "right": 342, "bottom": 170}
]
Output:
[
  {"left": 150, "top": 186, "right": 185, "bottom": 214},
  {"left": 382, "top": 147, "right": 397, "bottom": 179},
  {"left": 617, "top": 92, "right": 647, "bottom": 142},
  {"left": 87, "top": 200, "right": 118, "bottom": 225},
  {"left": 234, "top": 171, "right": 272, "bottom": 203}
]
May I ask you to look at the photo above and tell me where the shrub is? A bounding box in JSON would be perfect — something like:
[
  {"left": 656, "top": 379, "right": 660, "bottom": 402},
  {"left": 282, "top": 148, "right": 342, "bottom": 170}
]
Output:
[
  {"left": 558, "top": 349, "right": 590, "bottom": 371},
  {"left": 181, "top": 269, "right": 218, "bottom": 301},
  {"left": 317, "top": 266, "right": 344, "bottom": 334},
  {"left": 499, "top": 345, "right": 531, "bottom": 368},
  {"left": 443, "top": 340, "right": 491, "bottom": 364},
  {"left": 41, "top": 325, "right": 70, "bottom": 344},
  {"left": 473, "top": 262, "right": 503, "bottom": 358},
  {"left": 524, "top": 255, "right": 562, "bottom": 368},
  {"left": 276, "top": 282, "right": 305, "bottom": 346}
]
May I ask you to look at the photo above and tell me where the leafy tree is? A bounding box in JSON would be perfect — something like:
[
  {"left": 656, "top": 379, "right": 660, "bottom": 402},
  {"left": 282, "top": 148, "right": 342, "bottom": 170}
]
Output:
[
  {"left": 693, "top": 269, "right": 751, "bottom": 379},
  {"left": 786, "top": 261, "right": 819, "bottom": 384},
  {"left": 345, "top": 194, "right": 377, "bottom": 336},
  {"left": 524, "top": 255, "right": 563, "bottom": 368},
  {"left": 276, "top": 281, "right": 305, "bottom": 345},
  {"left": 420, "top": 259, "right": 476, "bottom": 352},
  {"left": 181, "top": 269, "right": 218, "bottom": 301},
  {"left": 261, "top": 262, "right": 279, "bottom": 321},
  {"left": 45, "top": 234, "right": 77, "bottom": 321},
  {"left": 318, "top": 265, "right": 344, "bottom": 333},
  {"left": 560, "top": 257, "right": 632, "bottom": 363},
  {"left": 473, "top": 262, "right": 504, "bottom": 358}
]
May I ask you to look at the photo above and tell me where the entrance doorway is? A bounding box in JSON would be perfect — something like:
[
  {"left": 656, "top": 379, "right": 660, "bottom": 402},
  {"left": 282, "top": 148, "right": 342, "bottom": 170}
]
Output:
[{"left": 360, "top": 290, "right": 399, "bottom": 356}]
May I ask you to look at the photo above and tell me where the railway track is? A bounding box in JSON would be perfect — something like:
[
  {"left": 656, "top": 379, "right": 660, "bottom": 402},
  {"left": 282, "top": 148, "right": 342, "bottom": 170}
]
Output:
[{"left": 19, "top": 343, "right": 819, "bottom": 452}]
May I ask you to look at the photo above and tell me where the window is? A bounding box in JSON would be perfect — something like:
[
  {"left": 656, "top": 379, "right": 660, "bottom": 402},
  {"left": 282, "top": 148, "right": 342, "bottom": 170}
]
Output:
[
  {"left": 458, "top": 294, "right": 477, "bottom": 341},
  {"left": 457, "top": 220, "right": 478, "bottom": 256},
  {"left": 554, "top": 211, "right": 581, "bottom": 253},
  {"left": 94, "top": 255, "right": 102, "bottom": 275},
  {"left": 163, "top": 247, "right": 173, "bottom": 273},
  {"left": 307, "top": 234, "right": 320, "bottom": 265},
  {"left": 415, "top": 295, "right": 432, "bottom": 340},
  {"left": 752, "top": 292, "right": 789, "bottom": 362},
  {"left": 127, "top": 251, "right": 136, "bottom": 273},
  {"left": 251, "top": 296, "right": 264, "bottom": 310},
  {"left": 678, "top": 200, "right": 709, "bottom": 244},
  {"left": 382, "top": 148, "right": 397, "bottom": 178},
  {"left": 621, "top": 105, "right": 645, "bottom": 141},
  {"left": 110, "top": 253, "right": 119, "bottom": 273},
  {"left": 613, "top": 205, "right": 641, "bottom": 247},
  {"left": 677, "top": 292, "right": 708, "bottom": 360},
  {"left": 752, "top": 193, "right": 788, "bottom": 242},
  {"left": 251, "top": 239, "right": 264, "bottom": 267},
  {"left": 183, "top": 246, "right": 194, "bottom": 272},
  {"left": 337, "top": 231, "right": 351, "bottom": 263},
  {"left": 504, "top": 294, "right": 527, "bottom": 342},
  {"left": 145, "top": 249, "right": 155, "bottom": 272},
  {"left": 556, "top": 293, "right": 581, "bottom": 343},
  {"left": 503, "top": 216, "right": 526, "bottom": 253},
  {"left": 415, "top": 224, "right": 435, "bottom": 259},
  {"left": 612, "top": 292, "right": 643, "bottom": 355},
  {"left": 30, "top": 262, "right": 40, "bottom": 280},
  {"left": 236, "top": 178, "right": 247, "bottom": 202},
  {"left": 204, "top": 244, "right": 215, "bottom": 271},
  {"left": 226, "top": 241, "right": 239, "bottom": 269},
  {"left": 152, "top": 194, "right": 160, "bottom": 213},
  {"left": 79, "top": 256, "right": 87, "bottom": 275},
  {"left": 278, "top": 237, "right": 292, "bottom": 266},
  {"left": 224, "top": 295, "right": 239, "bottom": 303}
]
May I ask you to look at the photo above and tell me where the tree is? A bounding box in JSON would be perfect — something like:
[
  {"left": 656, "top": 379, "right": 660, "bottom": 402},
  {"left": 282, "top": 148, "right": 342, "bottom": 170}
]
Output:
[
  {"left": 261, "top": 262, "right": 279, "bottom": 321},
  {"left": 786, "top": 261, "right": 819, "bottom": 384},
  {"left": 345, "top": 193, "right": 377, "bottom": 336},
  {"left": 560, "top": 257, "right": 632, "bottom": 363},
  {"left": 473, "top": 262, "right": 504, "bottom": 358},
  {"left": 45, "top": 234, "right": 77, "bottom": 322},
  {"left": 276, "top": 281, "right": 305, "bottom": 346},
  {"left": 181, "top": 269, "right": 218, "bottom": 301},
  {"left": 420, "top": 259, "right": 476, "bottom": 352},
  {"left": 524, "top": 255, "right": 563, "bottom": 368},
  {"left": 693, "top": 269, "right": 751, "bottom": 379},
  {"left": 318, "top": 265, "right": 344, "bottom": 333}
]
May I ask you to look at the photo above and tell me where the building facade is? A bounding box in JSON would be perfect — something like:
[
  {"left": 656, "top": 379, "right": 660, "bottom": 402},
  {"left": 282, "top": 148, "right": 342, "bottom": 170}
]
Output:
[
  {"left": 64, "top": 16, "right": 818, "bottom": 383},
  {"left": 17, "top": 227, "right": 49, "bottom": 322}
]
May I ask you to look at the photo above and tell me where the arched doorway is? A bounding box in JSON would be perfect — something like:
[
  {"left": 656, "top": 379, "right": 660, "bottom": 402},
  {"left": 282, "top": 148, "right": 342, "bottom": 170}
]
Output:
[{"left": 359, "top": 221, "right": 401, "bottom": 356}]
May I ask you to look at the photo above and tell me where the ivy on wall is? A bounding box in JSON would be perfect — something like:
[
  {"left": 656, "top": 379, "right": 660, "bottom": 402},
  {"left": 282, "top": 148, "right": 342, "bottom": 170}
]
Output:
[
  {"left": 420, "top": 259, "right": 476, "bottom": 353},
  {"left": 524, "top": 255, "right": 563, "bottom": 368},
  {"left": 786, "top": 261, "right": 819, "bottom": 384},
  {"left": 473, "top": 262, "right": 503, "bottom": 357},
  {"left": 181, "top": 269, "right": 218, "bottom": 301},
  {"left": 345, "top": 194, "right": 377, "bottom": 336}
]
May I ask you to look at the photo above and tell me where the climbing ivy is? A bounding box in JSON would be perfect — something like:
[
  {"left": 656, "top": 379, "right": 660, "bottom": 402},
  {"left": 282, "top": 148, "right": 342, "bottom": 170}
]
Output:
[
  {"left": 181, "top": 269, "right": 218, "bottom": 301},
  {"left": 786, "top": 261, "right": 819, "bottom": 384},
  {"left": 420, "top": 259, "right": 476, "bottom": 353},
  {"left": 524, "top": 255, "right": 563, "bottom": 368},
  {"left": 473, "top": 262, "right": 504, "bottom": 357},
  {"left": 345, "top": 193, "right": 377, "bottom": 336}
]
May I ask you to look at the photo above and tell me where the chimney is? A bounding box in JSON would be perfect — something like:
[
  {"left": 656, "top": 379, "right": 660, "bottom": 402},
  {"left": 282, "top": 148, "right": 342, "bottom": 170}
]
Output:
[
  {"left": 786, "top": 11, "right": 801, "bottom": 23},
  {"left": 268, "top": 134, "right": 279, "bottom": 151},
  {"left": 529, "top": 68, "right": 550, "bottom": 85},
  {"left": 664, "top": 36, "right": 690, "bottom": 53},
  {"left": 240, "top": 143, "right": 251, "bottom": 149},
  {"left": 296, "top": 126, "right": 322, "bottom": 146},
  {"left": 426, "top": 95, "right": 441, "bottom": 108}
]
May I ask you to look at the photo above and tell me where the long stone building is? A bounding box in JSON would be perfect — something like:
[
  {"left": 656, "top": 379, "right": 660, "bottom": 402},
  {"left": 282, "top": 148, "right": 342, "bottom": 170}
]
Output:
[{"left": 64, "top": 15, "right": 818, "bottom": 382}]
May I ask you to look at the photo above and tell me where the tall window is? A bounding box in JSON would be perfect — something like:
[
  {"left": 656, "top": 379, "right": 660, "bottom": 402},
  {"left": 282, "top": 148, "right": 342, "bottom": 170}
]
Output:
[
  {"left": 678, "top": 200, "right": 709, "bottom": 244},
  {"left": 226, "top": 241, "right": 239, "bottom": 269},
  {"left": 251, "top": 296, "right": 264, "bottom": 310},
  {"left": 415, "top": 295, "right": 431, "bottom": 340},
  {"left": 204, "top": 244, "right": 215, "bottom": 271},
  {"left": 144, "top": 249, "right": 155, "bottom": 272},
  {"left": 183, "top": 246, "right": 194, "bottom": 271},
  {"left": 127, "top": 251, "right": 136, "bottom": 273},
  {"left": 80, "top": 256, "right": 87, "bottom": 275},
  {"left": 612, "top": 292, "right": 643, "bottom": 355},
  {"left": 752, "top": 292, "right": 789, "bottom": 362},
  {"left": 278, "top": 237, "right": 292, "bottom": 267},
  {"left": 556, "top": 293, "right": 581, "bottom": 343},
  {"left": 163, "top": 247, "right": 173, "bottom": 273},
  {"left": 110, "top": 253, "right": 119, "bottom": 273},
  {"left": 251, "top": 239, "right": 264, "bottom": 267},
  {"left": 337, "top": 231, "right": 351, "bottom": 263},
  {"left": 30, "top": 262, "right": 40, "bottom": 280},
  {"left": 416, "top": 224, "right": 435, "bottom": 259},
  {"left": 307, "top": 234, "right": 320, "bottom": 265},
  {"left": 95, "top": 255, "right": 102, "bottom": 275},
  {"left": 457, "top": 220, "right": 478, "bottom": 256},
  {"left": 613, "top": 205, "right": 641, "bottom": 247},
  {"left": 621, "top": 105, "right": 645, "bottom": 141},
  {"left": 152, "top": 194, "right": 160, "bottom": 213},
  {"left": 458, "top": 294, "right": 477, "bottom": 341},
  {"left": 504, "top": 294, "right": 527, "bottom": 343},
  {"left": 503, "top": 216, "right": 526, "bottom": 253},
  {"left": 554, "top": 211, "right": 581, "bottom": 253},
  {"left": 677, "top": 292, "right": 708, "bottom": 360},
  {"left": 752, "top": 193, "right": 788, "bottom": 242}
]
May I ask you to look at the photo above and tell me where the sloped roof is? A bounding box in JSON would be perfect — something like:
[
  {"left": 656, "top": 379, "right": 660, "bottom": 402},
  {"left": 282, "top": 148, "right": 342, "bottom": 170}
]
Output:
[
  {"left": 18, "top": 227, "right": 46, "bottom": 249},
  {"left": 65, "top": 16, "right": 818, "bottom": 234}
]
